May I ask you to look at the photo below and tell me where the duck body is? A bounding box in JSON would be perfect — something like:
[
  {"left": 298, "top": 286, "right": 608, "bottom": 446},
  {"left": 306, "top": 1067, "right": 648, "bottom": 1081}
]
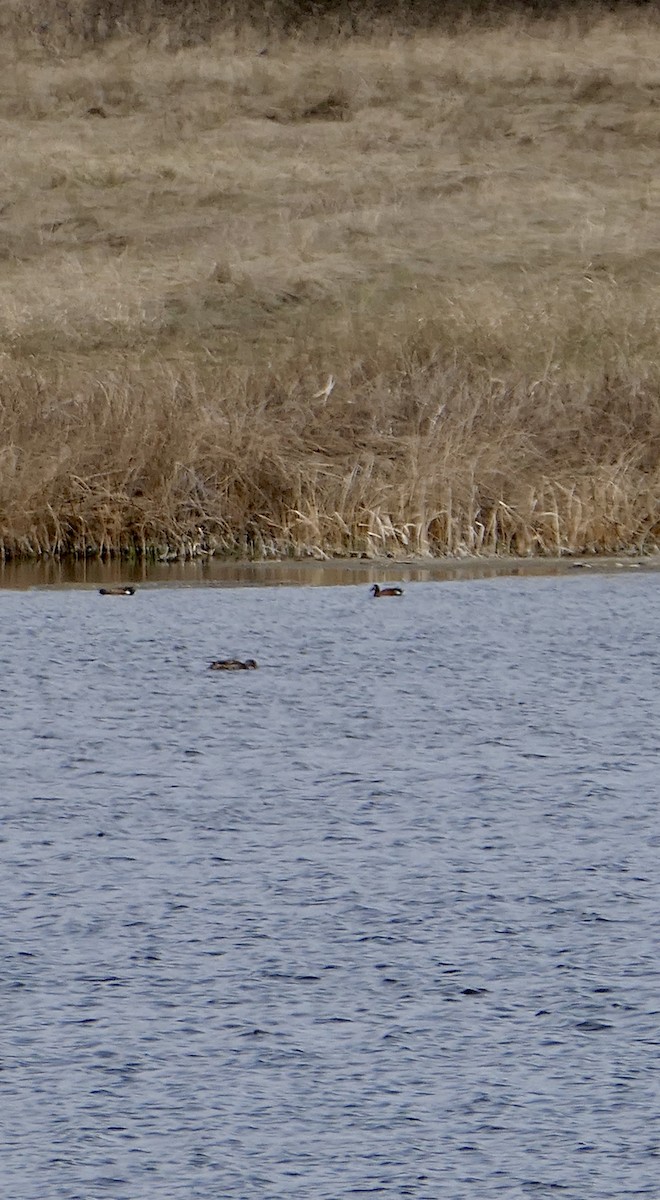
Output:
[
  {"left": 370, "top": 583, "right": 404, "bottom": 597},
  {"left": 209, "top": 658, "right": 258, "bottom": 671},
  {"left": 99, "top": 586, "right": 136, "bottom": 596}
]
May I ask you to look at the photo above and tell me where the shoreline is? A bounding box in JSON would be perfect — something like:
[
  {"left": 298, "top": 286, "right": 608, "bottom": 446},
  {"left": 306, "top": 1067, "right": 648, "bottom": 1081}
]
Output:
[{"left": 2, "top": 552, "right": 659, "bottom": 591}]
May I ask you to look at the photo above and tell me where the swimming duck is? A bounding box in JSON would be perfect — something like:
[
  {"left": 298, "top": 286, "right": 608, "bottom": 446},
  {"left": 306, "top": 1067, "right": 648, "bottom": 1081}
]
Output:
[
  {"left": 99, "top": 586, "right": 136, "bottom": 596},
  {"left": 370, "top": 583, "right": 404, "bottom": 597},
  {"left": 209, "top": 659, "right": 258, "bottom": 671}
]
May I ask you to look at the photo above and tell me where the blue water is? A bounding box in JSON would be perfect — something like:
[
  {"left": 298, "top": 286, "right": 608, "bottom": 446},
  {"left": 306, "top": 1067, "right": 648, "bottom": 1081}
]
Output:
[{"left": 3, "top": 573, "right": 660, "bottom": 1199}]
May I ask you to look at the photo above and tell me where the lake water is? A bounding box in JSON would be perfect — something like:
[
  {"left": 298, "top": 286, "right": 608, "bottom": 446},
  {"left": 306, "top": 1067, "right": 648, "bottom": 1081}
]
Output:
[{"left": 3, "top": 571, "right": 660, "bottom": 1199}]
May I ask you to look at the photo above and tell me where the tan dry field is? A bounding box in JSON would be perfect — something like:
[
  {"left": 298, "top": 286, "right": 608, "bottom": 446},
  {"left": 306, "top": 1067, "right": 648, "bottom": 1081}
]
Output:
[{"left": 2, "top": 6, "right": 660, "bottom": 560}]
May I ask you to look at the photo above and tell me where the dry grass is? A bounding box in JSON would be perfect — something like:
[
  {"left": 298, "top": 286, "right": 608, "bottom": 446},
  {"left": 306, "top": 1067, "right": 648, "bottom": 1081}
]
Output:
[{"left": 2, "top": 4, "right": 660, "bottom": 559}]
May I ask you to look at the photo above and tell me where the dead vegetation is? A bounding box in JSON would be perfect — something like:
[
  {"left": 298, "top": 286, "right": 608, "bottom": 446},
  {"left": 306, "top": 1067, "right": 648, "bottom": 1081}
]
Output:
[{"left": 2, "top": 4, "right": 660, "bottom": 560}]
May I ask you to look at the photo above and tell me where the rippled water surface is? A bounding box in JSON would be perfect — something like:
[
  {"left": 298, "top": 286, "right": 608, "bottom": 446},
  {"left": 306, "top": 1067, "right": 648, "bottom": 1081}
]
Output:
[{"left": 3, "top": 574, "right": 660, "bottom": 1199}]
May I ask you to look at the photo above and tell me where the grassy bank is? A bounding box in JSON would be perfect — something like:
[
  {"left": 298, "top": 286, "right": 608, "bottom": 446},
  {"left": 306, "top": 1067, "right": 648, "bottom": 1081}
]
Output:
[{"left": 2, "top": 4, "right": 660, "bottom": 560}]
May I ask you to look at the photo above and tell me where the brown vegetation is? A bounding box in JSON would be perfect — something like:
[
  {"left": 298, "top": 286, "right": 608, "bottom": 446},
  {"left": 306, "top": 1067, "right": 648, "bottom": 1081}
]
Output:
[{"left": 2, "top": 3, "right": 660, "bottom": 560}]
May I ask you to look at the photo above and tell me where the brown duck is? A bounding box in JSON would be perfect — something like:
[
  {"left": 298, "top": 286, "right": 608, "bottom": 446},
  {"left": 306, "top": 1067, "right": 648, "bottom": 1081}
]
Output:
[
  {"left": 370, "top": 583, "right": 404, "bottom": 598},
  {"left": 209, "top": 659, "right": 258, "bottom": 671}
]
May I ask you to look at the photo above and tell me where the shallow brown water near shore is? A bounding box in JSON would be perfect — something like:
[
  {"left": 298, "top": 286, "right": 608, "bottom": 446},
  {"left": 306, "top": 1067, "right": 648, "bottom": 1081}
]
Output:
[{"left": 1, "top": 554, "right": 659, "bottom": 591}]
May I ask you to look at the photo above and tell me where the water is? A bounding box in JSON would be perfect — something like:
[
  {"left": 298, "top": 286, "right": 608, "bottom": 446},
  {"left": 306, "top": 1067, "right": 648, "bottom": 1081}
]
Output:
[{"left": 3, "top": 573, "right": 660, "bottom": 1199}]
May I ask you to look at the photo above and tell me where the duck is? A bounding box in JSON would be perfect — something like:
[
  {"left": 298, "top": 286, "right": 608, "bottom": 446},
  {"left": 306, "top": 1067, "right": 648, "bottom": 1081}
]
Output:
[
  {"left": 99, "top": 586, "right": 136, "bottom": 596},
  {"left": 370, "top": 583, "right": 404, "bottom": 597},
  {"left": 209, "top": 658, "right": 258, "bottom": 671}
]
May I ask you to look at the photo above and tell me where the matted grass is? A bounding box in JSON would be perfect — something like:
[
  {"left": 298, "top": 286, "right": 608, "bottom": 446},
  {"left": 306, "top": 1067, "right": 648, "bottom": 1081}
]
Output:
[{"left": 2, "top": 4, "right": 660, "bottom": 559}]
